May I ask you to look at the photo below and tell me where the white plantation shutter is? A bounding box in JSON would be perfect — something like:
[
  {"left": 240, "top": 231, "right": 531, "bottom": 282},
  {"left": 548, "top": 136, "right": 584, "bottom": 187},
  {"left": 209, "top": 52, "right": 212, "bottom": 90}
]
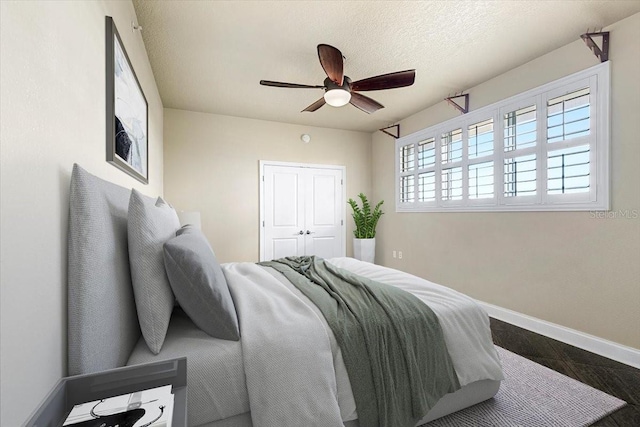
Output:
[
  {"left": 544, "top": 83, "right": 596, "bottom": 204},
  {"left": 418, "top": 171, "right": 436, "bottom": 202},
  {"left": 400, "top": 144, "right": 415, "bottom": 172},
  {"left": 500, "top": 100, "right": 540, "bottom": 205},
  {"left": 399, "top": 144, "right": 416, "bottom": 203},
  {"left": 417, "top": 138, "right": 436, "bottom": 204},
  {"left": 547, "top": 88, "right": 590, "bottom": 144},
  {"left": 440, "top": 128, "right": 464, "bottom": 205},
  {"left": 547, "top": 145, "right": 590, "bottom": 195},
  {"left": 400, "top": 175, "right": 415, "bottom": 203},
  {"left": 395, "top": 62, "right": 609, "bottom": 212},
  {"left": 504, "top": 154, "right": 537, "bottom": 197},
  {"left": 441, "top": 128, "right": 463, "bottom": 164},
  {"left": 467, "top": 118, "right": 496, "bottom": 204},
  {"left": 504, "top": 105, "right": 537, "bottom": 152},
  {"left": 441, "top": 166, "right": 463, "bottom": 201},
  {"left": 469, "top": 118, "right": 494, "bottom": 159},
  {"left": 469, "top": 161, "right": 494, "bottom": 199}
]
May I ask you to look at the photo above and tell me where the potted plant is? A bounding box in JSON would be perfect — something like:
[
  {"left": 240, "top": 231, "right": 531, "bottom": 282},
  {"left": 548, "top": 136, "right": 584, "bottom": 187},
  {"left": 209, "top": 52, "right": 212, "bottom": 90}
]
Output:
[{"left": 347, "top": 193, "right": 384, "bottom": 263}]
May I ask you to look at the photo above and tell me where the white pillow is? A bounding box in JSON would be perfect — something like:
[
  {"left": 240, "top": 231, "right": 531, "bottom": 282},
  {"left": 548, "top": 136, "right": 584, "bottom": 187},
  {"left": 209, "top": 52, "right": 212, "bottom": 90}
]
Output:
[{"left": 128, "top": 189, "right": 180, "bottom": 354}]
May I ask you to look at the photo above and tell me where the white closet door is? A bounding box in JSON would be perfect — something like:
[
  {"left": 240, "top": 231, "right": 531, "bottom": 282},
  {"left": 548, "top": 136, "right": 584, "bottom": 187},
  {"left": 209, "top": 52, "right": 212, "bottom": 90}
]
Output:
[
  {"left": 303, "top": 168, "right": 343, "bottom": 259},
  {"left": 261, "top": 162, "right": 345, "bottom": 261},
  {"left": 263, "top": 165, "right": 305, "bottom": 260}
]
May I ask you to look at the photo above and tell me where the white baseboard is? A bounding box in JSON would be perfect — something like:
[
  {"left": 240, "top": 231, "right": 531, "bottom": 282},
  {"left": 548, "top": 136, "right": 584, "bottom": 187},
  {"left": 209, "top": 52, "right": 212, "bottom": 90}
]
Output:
[{"left": 479, "top": 301, "right": 640, "bottom": 369}]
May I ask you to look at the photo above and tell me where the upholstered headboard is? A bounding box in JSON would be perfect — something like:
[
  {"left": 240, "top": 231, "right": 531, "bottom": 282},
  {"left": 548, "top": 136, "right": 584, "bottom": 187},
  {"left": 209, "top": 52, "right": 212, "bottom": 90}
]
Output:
[{"left": 67, "top": 164, "right": 141, "bottom": 375}]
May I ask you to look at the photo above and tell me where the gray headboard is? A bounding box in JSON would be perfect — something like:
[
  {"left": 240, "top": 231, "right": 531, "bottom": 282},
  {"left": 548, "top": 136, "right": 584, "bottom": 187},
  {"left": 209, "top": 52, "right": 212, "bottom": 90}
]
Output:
[{"left": 68, "top": 164, "right": 141, "bottom": 375}]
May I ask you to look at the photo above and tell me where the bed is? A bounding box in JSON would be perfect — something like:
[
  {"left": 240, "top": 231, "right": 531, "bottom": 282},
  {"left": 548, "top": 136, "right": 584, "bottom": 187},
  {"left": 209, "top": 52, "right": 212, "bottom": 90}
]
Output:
[{"left": 67, "top": 164, "right": 503, "bottom": 427}]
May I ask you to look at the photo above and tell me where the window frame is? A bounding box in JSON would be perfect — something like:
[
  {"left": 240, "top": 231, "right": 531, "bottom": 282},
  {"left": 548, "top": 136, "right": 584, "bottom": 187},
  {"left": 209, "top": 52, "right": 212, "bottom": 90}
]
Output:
[{"left": 395, "top": 62, "right": 610, "bottom": 213}]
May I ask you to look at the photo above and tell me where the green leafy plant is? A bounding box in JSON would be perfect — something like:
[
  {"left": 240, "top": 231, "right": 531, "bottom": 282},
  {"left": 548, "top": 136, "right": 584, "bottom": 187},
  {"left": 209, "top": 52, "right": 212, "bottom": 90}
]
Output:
[{"left": 347, "top": 193, "right": 384, "bottom": 238}]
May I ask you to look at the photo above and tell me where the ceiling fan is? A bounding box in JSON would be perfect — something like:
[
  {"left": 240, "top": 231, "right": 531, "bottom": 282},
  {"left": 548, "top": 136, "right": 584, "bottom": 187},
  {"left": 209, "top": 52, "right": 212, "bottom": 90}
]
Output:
[{"left": 259, "top": 44, "right": 416, "bottom": 114}]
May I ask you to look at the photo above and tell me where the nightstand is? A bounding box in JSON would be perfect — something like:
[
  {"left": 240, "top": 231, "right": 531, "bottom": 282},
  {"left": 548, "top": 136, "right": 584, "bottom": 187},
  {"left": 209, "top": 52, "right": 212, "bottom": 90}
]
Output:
[{"left": 24, "top": 358, "right": 187, "bottom": 427}]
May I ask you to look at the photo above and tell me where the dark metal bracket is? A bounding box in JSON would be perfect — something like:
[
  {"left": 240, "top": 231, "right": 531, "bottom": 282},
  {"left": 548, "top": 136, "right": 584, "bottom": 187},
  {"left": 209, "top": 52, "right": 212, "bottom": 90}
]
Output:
[
  {"left": 445, "top": 93, "right": 469, "bottom": 114},
  {"left": 580, "top": 30, "right": 609, "bottom": 63},
  {"left": 379, "top": 124, "right": 400, "bottom": 139}
]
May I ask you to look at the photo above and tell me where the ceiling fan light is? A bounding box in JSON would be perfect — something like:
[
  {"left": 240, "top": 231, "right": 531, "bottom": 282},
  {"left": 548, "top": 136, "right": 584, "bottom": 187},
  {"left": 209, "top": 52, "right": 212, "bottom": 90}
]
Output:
[{"left": 324, "top": 89, "right": 351, "bottom": 107}]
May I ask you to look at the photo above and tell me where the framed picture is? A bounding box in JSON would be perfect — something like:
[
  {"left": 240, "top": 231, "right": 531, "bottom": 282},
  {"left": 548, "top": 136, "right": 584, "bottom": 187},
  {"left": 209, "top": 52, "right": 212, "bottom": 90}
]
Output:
[{"left": 106, "top": 16, "right": 148, "bottom": 184}]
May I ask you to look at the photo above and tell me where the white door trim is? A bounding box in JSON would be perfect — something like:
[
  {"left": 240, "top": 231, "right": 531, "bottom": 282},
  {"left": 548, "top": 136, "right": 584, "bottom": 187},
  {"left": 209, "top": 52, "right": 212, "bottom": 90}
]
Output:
[{"left": 259, "top": 160, "right": 347, "bottom": 261}]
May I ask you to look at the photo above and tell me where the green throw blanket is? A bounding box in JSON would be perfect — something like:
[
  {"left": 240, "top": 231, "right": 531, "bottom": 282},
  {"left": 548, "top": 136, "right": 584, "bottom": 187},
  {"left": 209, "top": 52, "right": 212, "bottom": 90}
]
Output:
[{"left": 260, "top": 256, "right": 460, "bottom": 427}]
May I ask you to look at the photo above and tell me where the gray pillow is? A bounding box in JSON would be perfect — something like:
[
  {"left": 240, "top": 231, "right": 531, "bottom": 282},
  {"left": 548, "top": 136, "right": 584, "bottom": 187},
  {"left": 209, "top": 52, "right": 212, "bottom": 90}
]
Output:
[
  {"left": 163, "top": 226, "right": 240, "bottom": 341},
  {"left": 128, "top": 189, "right": 180, "bottom": 354}
]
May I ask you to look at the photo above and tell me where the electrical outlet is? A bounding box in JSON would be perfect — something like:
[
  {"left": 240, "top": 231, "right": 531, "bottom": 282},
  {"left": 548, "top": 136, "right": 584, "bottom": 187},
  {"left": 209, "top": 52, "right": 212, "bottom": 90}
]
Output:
[
  {"left": 398, "top": 251, "right": 403, "bottom": 259},
  {"left": 392, "top": 250, "right": 397, "bottom": 258}
]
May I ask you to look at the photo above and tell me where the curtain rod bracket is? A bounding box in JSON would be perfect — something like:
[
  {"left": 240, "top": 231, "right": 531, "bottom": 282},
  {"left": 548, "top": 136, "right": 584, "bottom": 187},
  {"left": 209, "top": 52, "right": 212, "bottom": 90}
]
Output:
[
  {"left": 580, "top": 30, "right": 609, "bottom": 63},
  {"left": 445, "top": 93, "right": 469, "bottom": 114},
  {"left": 379, "top": 124, "right": 400, "bottom": 139}
]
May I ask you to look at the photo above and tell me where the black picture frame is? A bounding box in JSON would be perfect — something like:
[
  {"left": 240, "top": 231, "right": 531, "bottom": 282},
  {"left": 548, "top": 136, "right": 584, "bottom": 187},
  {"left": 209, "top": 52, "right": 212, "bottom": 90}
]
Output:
[{"left": 105, "top": 16, "right": 149, "bottom": 184}]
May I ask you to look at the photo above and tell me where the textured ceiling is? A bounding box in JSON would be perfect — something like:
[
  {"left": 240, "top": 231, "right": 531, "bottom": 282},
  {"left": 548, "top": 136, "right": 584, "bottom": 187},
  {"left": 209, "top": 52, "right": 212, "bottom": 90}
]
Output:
[{"left": 133, "top": 1, "right": 640, "bottom": 132}]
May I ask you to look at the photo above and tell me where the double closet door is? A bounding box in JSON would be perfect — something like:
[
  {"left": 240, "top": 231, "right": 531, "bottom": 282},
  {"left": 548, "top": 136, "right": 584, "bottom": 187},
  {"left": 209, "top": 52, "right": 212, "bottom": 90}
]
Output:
[{"left": 260, "top": 162, "right": 345, "bottom": 261}]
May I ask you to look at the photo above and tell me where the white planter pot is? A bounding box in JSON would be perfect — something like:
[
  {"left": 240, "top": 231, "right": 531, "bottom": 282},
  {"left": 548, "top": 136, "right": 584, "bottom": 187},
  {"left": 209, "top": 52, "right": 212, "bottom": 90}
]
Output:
[{"left": 353, "top": 238, "right": 376, "bottom": 263}]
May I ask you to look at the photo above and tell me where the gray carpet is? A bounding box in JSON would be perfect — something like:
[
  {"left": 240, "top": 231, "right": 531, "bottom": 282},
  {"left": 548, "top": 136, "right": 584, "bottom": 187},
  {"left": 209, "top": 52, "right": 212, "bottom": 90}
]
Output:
[{"left": 424, "top": 347, "right": 627, "bottom": 426}]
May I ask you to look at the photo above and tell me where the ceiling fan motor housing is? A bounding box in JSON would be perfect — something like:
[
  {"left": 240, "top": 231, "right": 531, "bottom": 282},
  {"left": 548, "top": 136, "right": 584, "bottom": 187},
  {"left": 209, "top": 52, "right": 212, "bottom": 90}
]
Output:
[{"left": 324, "top": 76, "right": 352, "bottom": 93}]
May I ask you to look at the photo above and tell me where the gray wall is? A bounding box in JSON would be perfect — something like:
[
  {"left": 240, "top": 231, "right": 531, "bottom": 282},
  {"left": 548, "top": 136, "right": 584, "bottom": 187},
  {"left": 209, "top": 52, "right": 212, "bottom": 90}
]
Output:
[{"left": 0, "top": 2, "right": 164, "bottom": 425}]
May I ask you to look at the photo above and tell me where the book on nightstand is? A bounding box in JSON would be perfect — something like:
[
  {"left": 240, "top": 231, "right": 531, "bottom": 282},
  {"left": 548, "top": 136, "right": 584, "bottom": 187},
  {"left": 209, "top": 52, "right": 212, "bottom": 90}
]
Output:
[{"left": 62, "top": 384, "right": 174, "bottom": 427}]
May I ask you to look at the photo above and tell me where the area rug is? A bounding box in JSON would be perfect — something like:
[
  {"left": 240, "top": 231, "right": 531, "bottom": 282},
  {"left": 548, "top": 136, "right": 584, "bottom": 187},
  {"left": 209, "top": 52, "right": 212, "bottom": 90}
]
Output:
[{"left": 423, "top": 346, "right": 626, "bottom": 426}]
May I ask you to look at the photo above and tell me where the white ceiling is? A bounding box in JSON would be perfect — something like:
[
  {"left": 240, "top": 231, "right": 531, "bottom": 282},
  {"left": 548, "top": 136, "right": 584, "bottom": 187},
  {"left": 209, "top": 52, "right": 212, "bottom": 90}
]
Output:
[{"left": 133, "top": 1, "right": 640, "bottom": 132}]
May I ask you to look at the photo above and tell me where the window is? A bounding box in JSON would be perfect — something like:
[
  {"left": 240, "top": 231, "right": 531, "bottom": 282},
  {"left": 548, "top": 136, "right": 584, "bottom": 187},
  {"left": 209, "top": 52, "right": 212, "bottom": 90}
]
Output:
[{"left": 396, "top": 62, "right": 609, "bottom": 212}]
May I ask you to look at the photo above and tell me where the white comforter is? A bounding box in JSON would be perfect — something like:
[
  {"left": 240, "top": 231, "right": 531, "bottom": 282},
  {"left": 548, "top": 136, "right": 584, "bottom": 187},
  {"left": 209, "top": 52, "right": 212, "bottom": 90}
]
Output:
[{"left": 222, "top": 257, "right": 503, "bottom": 427}]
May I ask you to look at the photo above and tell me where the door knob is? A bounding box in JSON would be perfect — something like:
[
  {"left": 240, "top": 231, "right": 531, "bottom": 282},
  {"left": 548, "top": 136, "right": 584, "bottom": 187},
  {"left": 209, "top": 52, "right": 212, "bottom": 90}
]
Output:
[
  {"left": 305, "top": 230, "right": 315, "bottom": 235},
  {"left": 298, "top": 230, "right": 304, "bottom": 235}
]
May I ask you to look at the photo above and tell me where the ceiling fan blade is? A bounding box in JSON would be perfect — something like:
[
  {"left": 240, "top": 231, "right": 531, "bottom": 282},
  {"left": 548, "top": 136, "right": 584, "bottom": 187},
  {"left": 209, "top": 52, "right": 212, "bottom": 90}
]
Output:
[
  {"left": 317, "top": 44, "right": 344, "bottom": 86},
  {"left": 351, "top": 69, "right": 416, "bottom": 91},
  {"left": 260, "top": 80, "right": 325, "bottom": 89},
  {"left": 302, "top": 97, "right": 326, "bottom": 112},
  {"left": 349, "top": 92, "right": 384, "bottom": 114}
]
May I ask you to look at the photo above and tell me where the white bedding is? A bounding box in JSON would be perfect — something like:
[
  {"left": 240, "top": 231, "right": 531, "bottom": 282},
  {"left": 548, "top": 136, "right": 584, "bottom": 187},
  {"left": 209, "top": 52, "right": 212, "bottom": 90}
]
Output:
[
  {"left": 223, "top": 257, "right": 503, "bottom": 427},
  {"left": 224, "top": 262, "right": 344, "bottom": 427}
]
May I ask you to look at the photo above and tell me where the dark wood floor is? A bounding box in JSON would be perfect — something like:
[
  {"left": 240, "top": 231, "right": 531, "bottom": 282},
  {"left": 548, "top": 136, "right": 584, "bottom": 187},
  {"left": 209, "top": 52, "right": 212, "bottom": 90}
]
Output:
[{"left": 490, "top": 318, "right": 640, "bottom": 426}]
